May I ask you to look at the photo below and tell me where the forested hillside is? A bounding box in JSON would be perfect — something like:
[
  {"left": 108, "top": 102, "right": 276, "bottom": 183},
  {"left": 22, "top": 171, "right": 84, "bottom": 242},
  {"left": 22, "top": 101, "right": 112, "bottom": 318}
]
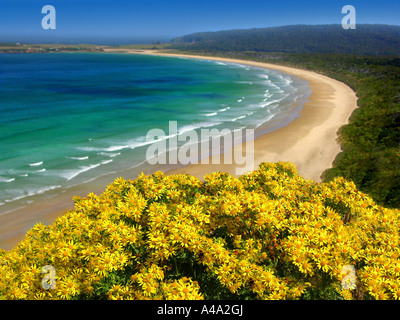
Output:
[{"left": 171, "top": 24, "right": 400, "bottom": 55}]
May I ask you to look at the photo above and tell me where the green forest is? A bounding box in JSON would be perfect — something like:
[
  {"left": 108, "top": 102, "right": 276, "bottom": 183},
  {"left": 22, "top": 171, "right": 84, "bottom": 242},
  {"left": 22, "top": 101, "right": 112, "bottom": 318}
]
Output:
[{"left": 170, "top": 24, "right": 400, "bottom": 55}]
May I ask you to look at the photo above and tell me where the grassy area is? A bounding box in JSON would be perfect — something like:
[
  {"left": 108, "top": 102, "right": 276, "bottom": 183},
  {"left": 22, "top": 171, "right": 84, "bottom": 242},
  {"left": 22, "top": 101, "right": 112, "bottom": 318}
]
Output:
[
  {"left": 118, "top": 43, "right": 172, "bottom": 50},
  {"left": 0, "top": 43, "right": 105, "bottom": 53},
  {"left": 0, "top": 43, "right": 173, "bottom": 53}
]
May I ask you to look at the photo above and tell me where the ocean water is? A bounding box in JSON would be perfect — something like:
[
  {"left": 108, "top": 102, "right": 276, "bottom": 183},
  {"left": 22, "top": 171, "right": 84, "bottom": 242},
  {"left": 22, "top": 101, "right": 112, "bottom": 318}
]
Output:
[{"left": 0, "top": 53, "right": 310, "bottom": 214}]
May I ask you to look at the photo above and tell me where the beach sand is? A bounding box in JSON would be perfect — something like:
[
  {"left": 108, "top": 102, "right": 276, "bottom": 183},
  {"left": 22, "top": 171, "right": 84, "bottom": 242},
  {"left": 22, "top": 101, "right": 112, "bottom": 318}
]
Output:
[{"left": 0, "top": 50, "right": 358, "bottom": 250}]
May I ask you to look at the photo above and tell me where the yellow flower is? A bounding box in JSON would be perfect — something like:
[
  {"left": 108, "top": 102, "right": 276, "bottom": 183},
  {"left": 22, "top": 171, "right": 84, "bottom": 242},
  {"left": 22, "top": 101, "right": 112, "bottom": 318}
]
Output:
[
  {"left": 1, "top": 161, "right": 399, "bottom": 300},
  {"left": 93, "top": 263, "right": 107, "bottom": 277}
]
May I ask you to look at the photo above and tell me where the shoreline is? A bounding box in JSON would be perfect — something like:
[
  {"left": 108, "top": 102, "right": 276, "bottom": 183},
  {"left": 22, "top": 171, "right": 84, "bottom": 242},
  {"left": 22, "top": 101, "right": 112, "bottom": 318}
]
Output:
[{"left": 0, "top": 50, "right": 358, "bottom": 250}]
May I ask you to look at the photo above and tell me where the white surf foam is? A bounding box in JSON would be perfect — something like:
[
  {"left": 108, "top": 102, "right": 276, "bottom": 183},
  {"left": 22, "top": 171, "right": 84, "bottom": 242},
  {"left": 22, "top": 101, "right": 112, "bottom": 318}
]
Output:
[
  {"left": 232, "top": 115, "right": 247, "bottom": 121},
  {"left": 79, "top": 145, "right": 128, "bottom": 152},
  {"left": 0, "top": 177, "right": 15, "bottom": 183},
  {"left": 178, "top": 122, "right": 222, "bottom": 135},
  {"left": 52, "top": 163, "right": 101, "bottom": 181},
  {"left": 29, "top": 161, "right": 43, "bottom": 167},
  {"left": 67, "top": 156, "right": 89, "bottom": 161},
  {"left": 101, "top": 159, "right": 113, "bottom": 165},
  {"left": 3, "top": 185, "right": 62, "bottom": 204},
  {"left": 98, "top": 152, "right": 121, "bottom": 158}
]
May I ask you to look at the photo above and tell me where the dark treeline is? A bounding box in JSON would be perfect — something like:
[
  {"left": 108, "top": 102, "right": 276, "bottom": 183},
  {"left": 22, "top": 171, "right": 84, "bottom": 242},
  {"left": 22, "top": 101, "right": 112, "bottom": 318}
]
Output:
[{"left": 171, "top": 24, "right": 400, "bottom": 56}]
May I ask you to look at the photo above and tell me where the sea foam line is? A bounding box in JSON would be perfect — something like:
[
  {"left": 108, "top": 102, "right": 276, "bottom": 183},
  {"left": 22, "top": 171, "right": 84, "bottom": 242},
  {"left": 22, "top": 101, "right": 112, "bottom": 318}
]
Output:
[
  {"left": 53, "top": 163, "right": 102, "bottom": 181},
  {"left": 29, "top": 161, "right": 43, "bottom": 167},
  {"left": 78, "top": 138, "right": 156, "bottom": 153},
  {"left": 67, "top": 156, "right": 89, "bottom": 161},
  {"left": 101, "top": 159, "right": 113, "bottom": 165},
  {"left": 79, "top": 145, "right": 128, "bottom": 152},
  {"left": 80, "top": 122, "right": 224, "bottom": 155},
  {"left": 261, "top": 99, "right": 282, "bottom": 107},
  {"left": 232, "top": 115, "right": 247, "bottom": 121},
  {"left": 178, "top": 122, "right": 223, "bottom": 135},
  {"left": 0, "top": 177, "right": 15, "bottom": 183},
  {"left": 98, "top": 152, "right": 121, "bottom": 158},
  {"left": 3, "top": 185, "right": 62, "bottom": 204}
]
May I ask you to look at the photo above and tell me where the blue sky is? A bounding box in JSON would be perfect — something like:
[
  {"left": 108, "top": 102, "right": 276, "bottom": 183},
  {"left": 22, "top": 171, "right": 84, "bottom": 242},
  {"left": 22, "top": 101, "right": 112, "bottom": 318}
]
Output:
[{"left": 0, "top": 0, "right": 399, "bottom": 44}]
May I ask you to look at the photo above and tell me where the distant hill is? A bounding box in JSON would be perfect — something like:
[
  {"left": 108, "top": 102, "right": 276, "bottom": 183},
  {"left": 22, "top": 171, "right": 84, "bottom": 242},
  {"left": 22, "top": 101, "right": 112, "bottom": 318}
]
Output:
[{"left": 171, "top": 24, "right": 400, "bottom": 55}]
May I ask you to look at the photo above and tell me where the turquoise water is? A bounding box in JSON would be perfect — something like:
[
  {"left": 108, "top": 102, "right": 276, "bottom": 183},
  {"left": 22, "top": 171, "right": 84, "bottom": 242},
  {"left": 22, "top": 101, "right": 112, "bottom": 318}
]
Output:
[{"left": 0, "top": 53, "right": 310, "bottom": 214}]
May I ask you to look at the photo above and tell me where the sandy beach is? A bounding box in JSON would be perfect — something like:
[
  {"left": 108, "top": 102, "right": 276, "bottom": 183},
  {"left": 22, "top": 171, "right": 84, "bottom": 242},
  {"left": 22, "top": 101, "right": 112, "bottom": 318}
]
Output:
[{"left": 0, "top": 50, "right": 358, "bottom": 250}]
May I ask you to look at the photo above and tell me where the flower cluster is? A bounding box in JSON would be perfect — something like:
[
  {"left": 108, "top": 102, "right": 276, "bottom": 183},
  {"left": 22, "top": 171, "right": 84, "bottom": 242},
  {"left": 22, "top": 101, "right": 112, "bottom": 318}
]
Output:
[{"left": 0, "top": 162, "right": 399, "bottom": 300}]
